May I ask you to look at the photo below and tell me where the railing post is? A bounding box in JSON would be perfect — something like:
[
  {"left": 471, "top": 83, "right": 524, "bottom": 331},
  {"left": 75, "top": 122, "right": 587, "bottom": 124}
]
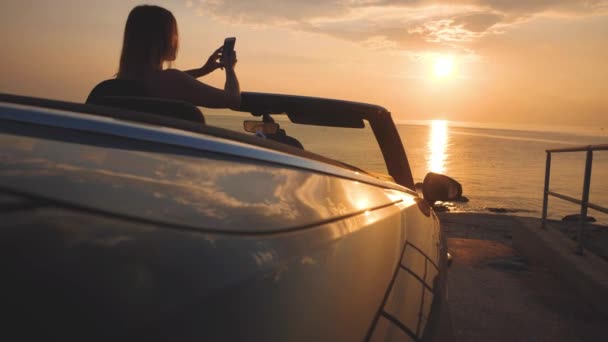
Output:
[
  {"left": 576, "top": 149, "right": 594, "bottom": 255},
  {"left": 541, "top": 152, "right": 551, "bottom": 229}
]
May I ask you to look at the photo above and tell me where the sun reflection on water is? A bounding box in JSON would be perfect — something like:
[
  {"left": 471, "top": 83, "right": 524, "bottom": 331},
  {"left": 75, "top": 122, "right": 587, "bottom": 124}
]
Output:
[{"left": 428, "top": 120, "right": 448, "bottom": 174}]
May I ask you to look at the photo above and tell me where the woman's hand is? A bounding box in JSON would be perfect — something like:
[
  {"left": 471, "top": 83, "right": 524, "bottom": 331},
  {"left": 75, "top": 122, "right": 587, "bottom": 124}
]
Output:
[
  {"left": 222, "top": 49, "right": 238, "bottom": 70},
  {"left": 200, "top": 46, "right": 224, "bottom": 75},
  {"left": 184, "top": 46, "right": 237, "bottom": 78}
]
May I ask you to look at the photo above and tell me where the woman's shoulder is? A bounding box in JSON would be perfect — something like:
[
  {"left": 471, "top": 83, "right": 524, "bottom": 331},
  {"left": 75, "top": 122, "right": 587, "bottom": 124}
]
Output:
[
  {"left": 142, "top": 68, "right": 213, "bottom": 102},
  {"left": 140, "top": 69, "right": 191, "bottom": 85},
  {"left": 156, "top": 68, "right": 193, "bottom": 81},
  {"left": 143, "top": 69, "right": 196, "bottom": 92}
]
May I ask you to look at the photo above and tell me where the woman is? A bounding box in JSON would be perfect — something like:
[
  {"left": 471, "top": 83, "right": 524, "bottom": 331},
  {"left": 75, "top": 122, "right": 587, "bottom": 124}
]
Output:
[{"left": 117, "top": 5, "right": 240, "bottom": 109}]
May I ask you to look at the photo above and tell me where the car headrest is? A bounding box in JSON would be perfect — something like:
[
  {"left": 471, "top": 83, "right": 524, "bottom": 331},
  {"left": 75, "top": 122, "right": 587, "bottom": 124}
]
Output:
[
  {"left": 86, "top": 79, "right": 204, "bottom": 124},
  {"left": 88, "top": 96, "right": 205, "bottom": 124},
  {"left": 86, "top": 79, "right": 148, "bottom": 102}
]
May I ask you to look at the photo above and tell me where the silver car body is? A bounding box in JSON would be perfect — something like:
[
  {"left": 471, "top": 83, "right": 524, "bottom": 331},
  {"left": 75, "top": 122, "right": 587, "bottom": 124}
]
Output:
[{"left": 0, "top": 94, "right": 449, "bottom": 341}]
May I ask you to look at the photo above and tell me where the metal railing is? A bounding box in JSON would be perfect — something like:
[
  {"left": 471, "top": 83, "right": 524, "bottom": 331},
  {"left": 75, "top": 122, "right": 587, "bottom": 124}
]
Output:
[{"left": 542, "top": 144, "right": 608, "bottom": 254}]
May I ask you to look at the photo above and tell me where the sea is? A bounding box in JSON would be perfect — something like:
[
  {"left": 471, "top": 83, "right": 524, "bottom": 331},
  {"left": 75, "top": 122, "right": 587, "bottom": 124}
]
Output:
[{"left": 204, "top": 111, "right": 608, "bottom": 225}]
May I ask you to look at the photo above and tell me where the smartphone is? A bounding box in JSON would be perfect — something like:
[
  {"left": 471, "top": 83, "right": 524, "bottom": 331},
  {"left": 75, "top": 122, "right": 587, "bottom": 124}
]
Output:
[{"left": 223, "top": 37, "right": 236, "bottom": 55}]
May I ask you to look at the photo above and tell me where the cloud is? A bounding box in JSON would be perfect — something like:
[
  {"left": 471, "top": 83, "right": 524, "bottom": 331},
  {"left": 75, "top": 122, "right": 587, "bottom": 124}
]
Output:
[
  {"left": 194, "top": 0, "right": 352, "bottom": 22},
  {"left": 374, "top": 0, "right": 608, "bottom": 15},
  {"left": 189, "top": 0, "right": 608, "bottom": 54},
  {"left": 451, "top": 12, "right": 504, "bottom": 32},
  {"left": 475, "top": 0, "right": 608, "bottom": 15}
]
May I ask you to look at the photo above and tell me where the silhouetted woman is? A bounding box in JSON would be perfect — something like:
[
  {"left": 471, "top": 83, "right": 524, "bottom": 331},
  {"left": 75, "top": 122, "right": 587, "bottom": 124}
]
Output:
[{"left": 117, "top": 5, "right": 240, "bottom": 108}]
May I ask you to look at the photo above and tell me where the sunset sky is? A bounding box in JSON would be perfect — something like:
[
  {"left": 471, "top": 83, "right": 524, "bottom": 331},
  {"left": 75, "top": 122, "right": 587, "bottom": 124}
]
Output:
[{"left": 1, "top": 0, "right": 607, "bottom": 127}]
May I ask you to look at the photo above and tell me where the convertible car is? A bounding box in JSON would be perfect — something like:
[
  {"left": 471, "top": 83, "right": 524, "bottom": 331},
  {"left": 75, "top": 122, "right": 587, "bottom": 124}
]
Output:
[{"left": 0, "top": 90, "right": 457, "bottom": 341}]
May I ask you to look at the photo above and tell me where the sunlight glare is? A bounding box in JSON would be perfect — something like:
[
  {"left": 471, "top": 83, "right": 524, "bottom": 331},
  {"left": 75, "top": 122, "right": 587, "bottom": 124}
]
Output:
[
  {"left": 356, "top": 199, "right": 369, "bottom": 211},
  {"left": 428, "top": 120, "right": 448, "bottom": 174},
  {"left": 433, "top": 56, "right": 454, "bottom": 79}
]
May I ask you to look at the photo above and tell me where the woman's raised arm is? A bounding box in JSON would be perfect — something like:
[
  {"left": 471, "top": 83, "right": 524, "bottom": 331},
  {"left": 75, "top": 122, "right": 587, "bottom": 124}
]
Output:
[{"left": 147, "top": 55, "right": 240, "bottom": 109}]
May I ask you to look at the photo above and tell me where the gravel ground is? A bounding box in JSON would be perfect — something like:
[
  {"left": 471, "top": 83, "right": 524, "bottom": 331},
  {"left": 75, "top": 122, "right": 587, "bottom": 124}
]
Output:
[{"left": 439, "top": 212, "right": 607, "bottom": 342}]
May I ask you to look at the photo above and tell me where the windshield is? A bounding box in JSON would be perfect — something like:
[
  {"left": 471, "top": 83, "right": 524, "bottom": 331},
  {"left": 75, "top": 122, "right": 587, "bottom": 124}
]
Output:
[{"left": 203, "top": 108, "right": 388, "bottom": 175}]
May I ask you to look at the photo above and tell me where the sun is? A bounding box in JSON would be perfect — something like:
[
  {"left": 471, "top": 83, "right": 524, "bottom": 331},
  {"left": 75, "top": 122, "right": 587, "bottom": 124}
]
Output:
[{"left": 433, "top": 56, "right": 454, "bottom": 79}]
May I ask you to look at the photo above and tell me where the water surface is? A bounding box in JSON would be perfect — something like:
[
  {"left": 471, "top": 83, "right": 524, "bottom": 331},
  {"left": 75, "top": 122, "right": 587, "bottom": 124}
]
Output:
[{"left": 205, "top": 112, "right": 608, "bottom": 225}]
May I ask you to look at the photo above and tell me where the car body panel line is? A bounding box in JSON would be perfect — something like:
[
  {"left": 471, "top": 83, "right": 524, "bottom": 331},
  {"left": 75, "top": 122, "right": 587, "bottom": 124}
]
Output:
[
  {"left": 0, "top": 186, "right": 403, "bottom": 236},
  {"left": 398, "top": 264, "right": 433, "bottom": 292},
  {"left": 416, "top": 260, "right": 429, "bottom": 337},
  {"left": 380, "top": 312, "right": 420, "bottom": 342},
  {"left": 364, "top": 232, "right": 410, "bottom": 341},
  {"left": 406, "top": 240, "right": 439, "bottom": 270}
]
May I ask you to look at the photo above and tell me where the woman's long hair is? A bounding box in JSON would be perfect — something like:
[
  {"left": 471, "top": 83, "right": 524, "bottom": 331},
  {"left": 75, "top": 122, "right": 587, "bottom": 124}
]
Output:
[{"left": 117, "top": 5, "right": 178, "bottom": 79}]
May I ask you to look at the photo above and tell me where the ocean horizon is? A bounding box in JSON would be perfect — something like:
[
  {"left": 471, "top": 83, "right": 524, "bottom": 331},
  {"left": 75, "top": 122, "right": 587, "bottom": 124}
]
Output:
[{"left": 396, "top": 119, "right": 608, "bottom": 139}]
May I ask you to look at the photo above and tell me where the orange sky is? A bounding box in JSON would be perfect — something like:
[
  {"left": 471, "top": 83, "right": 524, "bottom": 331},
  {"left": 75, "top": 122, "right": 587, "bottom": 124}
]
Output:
[{"left": 1, "top": 0, "right": 607, "bottom": 127}]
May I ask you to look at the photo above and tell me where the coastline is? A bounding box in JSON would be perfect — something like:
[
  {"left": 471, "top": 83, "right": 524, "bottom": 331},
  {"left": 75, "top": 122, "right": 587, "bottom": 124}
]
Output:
[{"left": 438, "top": 203, "right": 608, "bottom": 228}]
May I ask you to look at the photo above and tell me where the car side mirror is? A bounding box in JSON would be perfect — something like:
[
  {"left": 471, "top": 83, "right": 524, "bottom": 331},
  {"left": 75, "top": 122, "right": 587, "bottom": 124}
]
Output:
[
  {"left": 244, "top": 120, "right": 279, "bottom": 135},
  {"left": 422, "top": 172, "right": 462, "bottom": 205}
]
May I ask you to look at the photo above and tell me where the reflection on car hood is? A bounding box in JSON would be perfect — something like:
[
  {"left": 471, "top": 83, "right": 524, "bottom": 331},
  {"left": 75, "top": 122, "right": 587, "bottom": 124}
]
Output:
[{"left": 0, "top": 126, "right": 411, "bottom": 233}]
